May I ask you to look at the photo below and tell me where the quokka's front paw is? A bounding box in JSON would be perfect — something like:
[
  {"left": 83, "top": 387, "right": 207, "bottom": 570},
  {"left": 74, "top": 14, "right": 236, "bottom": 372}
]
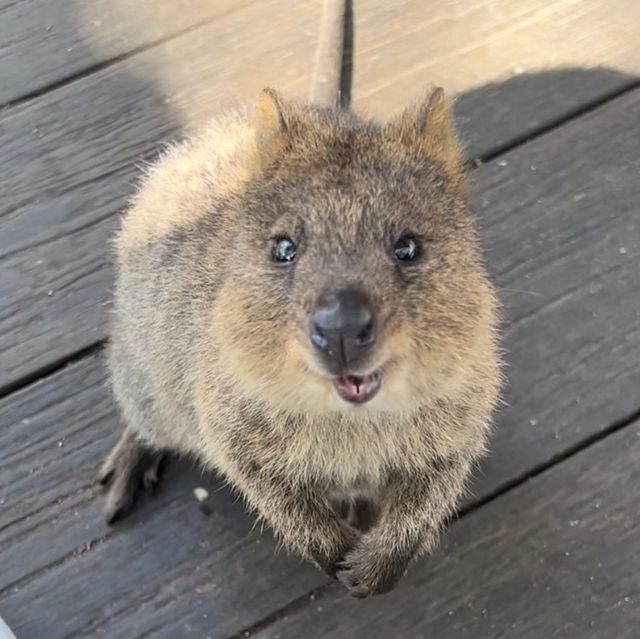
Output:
[
  {"left": 305, "top": 525, "right": 360, "bottom": 578},
  {"left": 335, "top": 539, "right": 413, "bottom": 598}
]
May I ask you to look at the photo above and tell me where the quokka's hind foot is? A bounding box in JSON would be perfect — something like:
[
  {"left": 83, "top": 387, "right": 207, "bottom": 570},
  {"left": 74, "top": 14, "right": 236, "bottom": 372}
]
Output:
[{"left": 98, "top": 428, "right": 165, "bottom": 525}]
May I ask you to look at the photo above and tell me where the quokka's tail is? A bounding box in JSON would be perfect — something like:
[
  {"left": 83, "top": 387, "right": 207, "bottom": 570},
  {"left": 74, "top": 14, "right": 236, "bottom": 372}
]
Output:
[{"left": 309, "top": 0, "right": 354, "bottom": 109}]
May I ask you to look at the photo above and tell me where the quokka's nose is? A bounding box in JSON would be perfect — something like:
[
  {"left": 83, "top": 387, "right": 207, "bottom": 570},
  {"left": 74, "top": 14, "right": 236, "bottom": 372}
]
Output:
[{"left": 310, "top": 288, "right": 376, "bottom": 369}]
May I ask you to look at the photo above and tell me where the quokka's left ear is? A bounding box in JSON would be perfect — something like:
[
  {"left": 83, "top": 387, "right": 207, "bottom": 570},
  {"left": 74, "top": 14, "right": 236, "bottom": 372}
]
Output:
[{"left": 388, "top": 87, "right": 464, "bottom": 180}]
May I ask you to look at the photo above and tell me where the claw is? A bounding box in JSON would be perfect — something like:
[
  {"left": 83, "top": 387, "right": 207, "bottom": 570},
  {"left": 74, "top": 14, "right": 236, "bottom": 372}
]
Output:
[
  {"left": 142, "top": 456, "right": 164, "bottom": 493},
  {"left": 105, "top": 502, "right": 131, "bottom": 526},
  {"left": 97, "top": 466, "right": 114, "bottom": 487}
]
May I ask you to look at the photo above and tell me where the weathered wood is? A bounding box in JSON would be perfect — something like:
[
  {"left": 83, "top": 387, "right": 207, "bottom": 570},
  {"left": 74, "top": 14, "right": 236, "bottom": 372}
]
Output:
[
  {"left": 3, "top": 0, "right": 639, "bottom": 112},
  {"left": 0, "top": 354, "right": 113, "bottom": 577},
  {"left": 467, "top": 87, "right": 640, "bottom": 499},
  {"left": 351, "top": 0, "right": 640, "bottom": 114},
  {"left": 255, "top": 421, "right": 640, "bottom": 639},
  {"left": 0, "top": 354, "right": 324, "bottom": 639},
  {"left": 2, "top": 0, "right": 640, "bottom": 390},
  {"left": 0, "top": 0, "right": 247, "bottom": 105},
  {"left": 1, "top": 87, "right": 639, "bottom": 637}
]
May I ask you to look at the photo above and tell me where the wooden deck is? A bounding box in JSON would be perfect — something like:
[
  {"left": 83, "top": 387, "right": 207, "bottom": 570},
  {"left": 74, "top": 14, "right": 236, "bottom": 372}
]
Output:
[{"left": 1, "top": 1, "right": 639, "bottom": 637}]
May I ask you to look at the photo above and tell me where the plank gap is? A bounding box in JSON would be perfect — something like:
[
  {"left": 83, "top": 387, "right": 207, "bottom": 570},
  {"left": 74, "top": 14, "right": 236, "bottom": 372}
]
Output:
[
  {"left": 0, "top": 12, "right": 227, "bottom": 113},
  {"left": 0, "top": 338, "right": 106, "bottom": 399},
  {"left": 475, "top": 76, "right": 640, "bottom": 164},
  {"left": 459, "top": 402, "right": 640, "bottom": 517}
]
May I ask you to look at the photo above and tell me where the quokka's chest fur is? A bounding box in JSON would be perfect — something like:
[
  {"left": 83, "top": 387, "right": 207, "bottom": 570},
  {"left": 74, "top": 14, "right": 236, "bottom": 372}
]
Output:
[{"left": 193, "top": 382, "right": 489, "bottom": 491}]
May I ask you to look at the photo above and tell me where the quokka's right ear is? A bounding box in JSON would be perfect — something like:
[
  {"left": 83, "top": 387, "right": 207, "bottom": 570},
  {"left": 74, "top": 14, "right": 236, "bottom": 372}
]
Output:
[
  {"left": 253, "top": 88, "right": 296, "bottom": 170},
  {"left": 388, "top": 87, "right": 464, "bottom": 181}
]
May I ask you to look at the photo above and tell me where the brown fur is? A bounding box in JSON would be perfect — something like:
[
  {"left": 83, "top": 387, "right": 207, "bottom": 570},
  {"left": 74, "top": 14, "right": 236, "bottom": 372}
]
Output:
[{"left": 102, "top": 87, "right": 502, "bottom": 597}]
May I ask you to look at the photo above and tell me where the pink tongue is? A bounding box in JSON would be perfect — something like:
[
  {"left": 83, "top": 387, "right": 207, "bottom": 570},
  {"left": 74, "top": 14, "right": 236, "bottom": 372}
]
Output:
[{"left": 338, "top": 374, "right": 373, "bottom": 398}]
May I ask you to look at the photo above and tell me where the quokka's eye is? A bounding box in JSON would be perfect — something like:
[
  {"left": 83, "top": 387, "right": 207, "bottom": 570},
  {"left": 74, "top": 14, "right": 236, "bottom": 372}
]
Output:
[
  {"left": 393, "top": 235, "right": 420, "bottom": 263},
  {"left": 272, "top": 236, "right": 297, "bottom": 264}
]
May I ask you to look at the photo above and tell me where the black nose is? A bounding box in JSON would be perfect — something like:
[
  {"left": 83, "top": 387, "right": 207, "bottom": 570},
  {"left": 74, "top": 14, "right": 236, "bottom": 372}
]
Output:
[{"left": 310, "top": 288, "right": 376, "bottom": 369}]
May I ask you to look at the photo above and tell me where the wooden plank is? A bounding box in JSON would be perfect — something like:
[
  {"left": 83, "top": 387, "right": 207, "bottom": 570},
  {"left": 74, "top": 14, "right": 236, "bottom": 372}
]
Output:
[
  {"left": 467, "top": 88, "right": 640, "bottom": 498},
  {"left": 2, "top": 0, "right": 639, "bottom": 112},
  {"left": 0, "top": 355, "right": 113, "bottom": 577},
  {"left": 0, "top": 0, "right": 247, "bottom": 105},
  {"left": 254, "top": 421, "right": 640, "bottom": 639},
  {"left": 351, "top": 0, "right": 640, "bottom": 111},
  {"left": 1, "top": 89, "right": 639, "bottom": 637},
  {"left": 0, "top": 354, "right": 324, "bottom": 639},
  {"left": 2, "top": 0, "right": 640, "bottom": 389}
]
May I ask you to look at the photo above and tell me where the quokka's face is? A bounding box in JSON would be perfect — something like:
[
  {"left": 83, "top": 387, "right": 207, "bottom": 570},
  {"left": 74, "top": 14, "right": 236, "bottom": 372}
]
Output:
[{"left": 209, "top": 91, "right": 496, "bottom": 414}]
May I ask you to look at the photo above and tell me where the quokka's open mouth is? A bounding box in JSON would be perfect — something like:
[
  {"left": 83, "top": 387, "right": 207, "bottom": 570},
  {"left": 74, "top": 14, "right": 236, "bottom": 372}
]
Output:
[{"left": 334, "top": 370, "right": 382, "bottom": 404}]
